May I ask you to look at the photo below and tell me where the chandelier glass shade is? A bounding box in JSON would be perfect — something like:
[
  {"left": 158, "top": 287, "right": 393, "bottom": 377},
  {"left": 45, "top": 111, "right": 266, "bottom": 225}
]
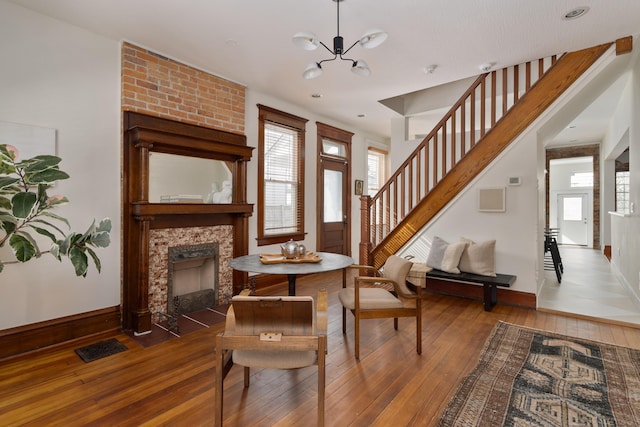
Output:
[{"left": 292, "top": 0, "right": 387, "bottom": 79}]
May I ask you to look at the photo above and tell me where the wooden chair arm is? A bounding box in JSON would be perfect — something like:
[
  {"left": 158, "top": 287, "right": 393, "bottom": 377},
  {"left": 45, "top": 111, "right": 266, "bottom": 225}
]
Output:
[
  {"left": 348, "top": 264, "right": 382, "bottom": 277},
  {"left": 348, "top": 264, "right": 378, "bottom": 270},
  {"left": 239, "top": 288, "right": 252, "bottom": 296},
  {"left": 355, "top": 276, "right": 419, "bottom": 299},
  {"left": 354, "top": 276, "right": 395, "bottom": 286}
]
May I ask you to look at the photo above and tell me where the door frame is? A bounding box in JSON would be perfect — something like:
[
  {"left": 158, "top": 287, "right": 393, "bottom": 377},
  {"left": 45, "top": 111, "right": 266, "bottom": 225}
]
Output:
[{"left": 316, "top": 122, "right": 353, "bottom": 256}]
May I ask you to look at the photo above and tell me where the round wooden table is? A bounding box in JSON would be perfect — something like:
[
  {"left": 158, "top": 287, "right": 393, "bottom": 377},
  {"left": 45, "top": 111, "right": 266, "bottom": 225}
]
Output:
[{"left": 229, "top": 252, "right": 354, "bottom": 295}]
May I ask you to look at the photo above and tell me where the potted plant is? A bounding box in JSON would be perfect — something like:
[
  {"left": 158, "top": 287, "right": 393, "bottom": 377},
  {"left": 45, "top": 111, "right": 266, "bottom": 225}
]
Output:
[{"left": 0, "top": 143, "right": 110, "bottom": 276}]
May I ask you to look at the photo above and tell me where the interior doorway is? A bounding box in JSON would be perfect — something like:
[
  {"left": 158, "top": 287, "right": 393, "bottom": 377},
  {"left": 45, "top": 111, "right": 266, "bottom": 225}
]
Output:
[{"left": 545, "top": 145, "right": 599, "bottom": 249}]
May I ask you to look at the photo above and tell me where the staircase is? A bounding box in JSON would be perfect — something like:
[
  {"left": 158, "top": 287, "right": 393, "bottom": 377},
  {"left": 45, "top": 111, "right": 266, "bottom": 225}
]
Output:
[{"left": 360, "top": 43, "right": 612, "bottom": 269}]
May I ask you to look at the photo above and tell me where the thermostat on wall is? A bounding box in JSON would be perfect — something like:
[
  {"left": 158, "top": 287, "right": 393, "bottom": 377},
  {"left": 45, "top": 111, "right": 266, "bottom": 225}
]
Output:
[{"left": 508, "top": 176, "right": 521, "bottom": 186}]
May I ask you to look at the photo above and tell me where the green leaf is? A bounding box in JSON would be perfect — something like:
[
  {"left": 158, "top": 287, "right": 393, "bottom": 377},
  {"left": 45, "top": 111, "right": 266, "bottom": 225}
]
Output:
[
  {"left": 24, "top": 155, "right": 62, "bottom": 173},
  {"left": 80, "top": 219, "right": 96, "bottom": 240},
  {"left": 1, "top": 220, "right": 17, "bottom": 236},
  {"left": 86, "top": 247, "right": 101, "bottom": 273},
  {"left": 0, "top": 184, "right": 21, "bottom": 195},
  {"left": 68, "top": 232, "right": 83, "bottom": 246},
  {"left": 96, "top": 218, "right": 112, "bottom": 233},
  {"left": 29, "top": 225, "right": 58, "bottom": 243},
  {"left": 89, "top": 231, "right": 111, "bottom": 248},
  {"left": 9, "top": 234, "right": 36, "bottom": 262},
  {"left": 31, "top": 218, "right": 67, "bottom": 237},
  {"left": 11, "top": 192, "right": 37, "bottom": 219},
  {"left": 0, "top": 144, "right": 16, "bottom": 159},
  {"left": 36, "top": 184, "right": 49, "bottom": 205},
  {"left": 0, "top": 176, "right": 19, "bottom": 190},
  {"left": 47, "top": 196, "right": 68, "bottom": 207},
  {"left": 57, "top": 234, "right": 71, "bottom": 256},
  {"left": 0, "top": 195, "right": 12, "bottom": 210},
  {"left": 50, "top": 242, "right": 61, "bottom": 260},
  {"left": 0, "top": 212, "right": 18, "bottom": 224},
  {"left": 41, "top": 211, "right": 71, "bottom": 229},
  {"left": 69, "top": 246, "right": 88, "bottom": 277},
  {"left": 27, "top": 168, "right": 70, "bottom": 185}
]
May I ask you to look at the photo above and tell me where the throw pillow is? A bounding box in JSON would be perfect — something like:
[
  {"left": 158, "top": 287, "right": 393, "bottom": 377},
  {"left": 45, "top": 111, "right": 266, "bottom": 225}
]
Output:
[
  {"left": 458, "top": 238, "right": 496, "bottom": 277},
  {"left": 426, "top": 236, "right": 467, "bottom": 274}
]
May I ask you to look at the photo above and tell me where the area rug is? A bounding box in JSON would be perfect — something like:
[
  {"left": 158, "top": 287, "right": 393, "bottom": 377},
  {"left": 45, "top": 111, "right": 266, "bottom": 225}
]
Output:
[
  {"left": 437, "top": 321, "right": 640, "bottom": 426},
  {"left": 74, "top": 338, "right": 128, "bottom": 363}
]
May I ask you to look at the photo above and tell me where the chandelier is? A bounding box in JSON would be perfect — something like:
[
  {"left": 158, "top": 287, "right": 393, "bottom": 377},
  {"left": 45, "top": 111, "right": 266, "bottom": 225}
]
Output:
[{"left": 292, "top": 0, "right": 388, "bottom": 79}]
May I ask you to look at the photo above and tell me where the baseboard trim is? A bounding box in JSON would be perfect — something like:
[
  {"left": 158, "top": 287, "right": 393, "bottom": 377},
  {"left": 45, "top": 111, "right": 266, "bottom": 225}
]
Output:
[
  {"left": 425, "top": 278, "right": 536, "bottom": 309},
  {"left": 0, "top": 306, "right": 121, "bottom": 360}
]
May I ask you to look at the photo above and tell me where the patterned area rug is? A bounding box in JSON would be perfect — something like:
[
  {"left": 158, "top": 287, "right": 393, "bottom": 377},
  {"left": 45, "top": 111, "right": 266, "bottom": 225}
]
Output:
[{"left": 437, "top": 321, "right": 640, "bottom": 426}]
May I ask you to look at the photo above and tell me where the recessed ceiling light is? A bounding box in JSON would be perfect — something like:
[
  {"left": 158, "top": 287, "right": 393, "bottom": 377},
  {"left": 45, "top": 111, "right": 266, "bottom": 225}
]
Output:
[
  {"left": 562, "top": 7, "right": 589, "bottom": 20},
  {"left": 311, "top": 93, "right": 322, "bottom": 99}
]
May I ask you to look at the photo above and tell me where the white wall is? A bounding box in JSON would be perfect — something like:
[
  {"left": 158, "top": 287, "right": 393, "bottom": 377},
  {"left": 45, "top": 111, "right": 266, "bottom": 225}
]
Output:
[
  {"left": 244, "top": 90, "right": 387, "bottom": 261},
  {"left": 0, "top": 1, "right": 121, "bottom": 329},
  {"left": 610, "top": 44, "right": 640, "bottom": 299},
  {"left": 398, "top": 131, "right": 540, "bottom": 295}
]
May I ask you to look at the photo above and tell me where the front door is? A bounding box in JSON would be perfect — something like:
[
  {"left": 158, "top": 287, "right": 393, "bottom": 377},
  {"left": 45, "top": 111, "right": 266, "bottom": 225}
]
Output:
[
  {"left": 557, "top": 193, "right": 589, "bottom": 245},
  {"left": 319, "top": 157, "right": 349, "bottom": 254}
]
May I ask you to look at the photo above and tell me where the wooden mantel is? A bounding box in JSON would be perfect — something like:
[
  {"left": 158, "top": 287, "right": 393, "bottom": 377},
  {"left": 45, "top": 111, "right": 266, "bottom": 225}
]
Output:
[{"left": 122, "top": 112, "right": 254, "bottom": 334}]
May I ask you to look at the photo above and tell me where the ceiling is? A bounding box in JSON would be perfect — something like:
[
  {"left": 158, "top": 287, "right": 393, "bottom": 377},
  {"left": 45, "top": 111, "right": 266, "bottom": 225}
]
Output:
[{"left": 9, "top": 0, "right": 640, "bottom": 141}]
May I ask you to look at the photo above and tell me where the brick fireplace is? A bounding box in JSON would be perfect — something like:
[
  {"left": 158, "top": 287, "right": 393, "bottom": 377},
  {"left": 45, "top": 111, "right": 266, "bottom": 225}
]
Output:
[
  {"left": 121, "top": 43, "right": 252, "bottom": 335},
  {"left": 149, "top": 228, "right": 233, "bottom": 322}
]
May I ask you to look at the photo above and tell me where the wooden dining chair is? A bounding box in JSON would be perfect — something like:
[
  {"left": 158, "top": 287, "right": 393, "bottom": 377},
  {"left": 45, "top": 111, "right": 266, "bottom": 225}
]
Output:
[
  {"left": 338, "top": 255, "right": 423, "bottom": 359},
  {"left": 215, "top": 289, "right": 328, "bottom": 426}
]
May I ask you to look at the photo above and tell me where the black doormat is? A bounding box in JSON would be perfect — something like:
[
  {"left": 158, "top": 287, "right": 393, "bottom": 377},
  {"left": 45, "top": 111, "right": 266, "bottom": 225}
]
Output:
[{"left": 75, "top": 338, "right": 128, "bottom": 363}]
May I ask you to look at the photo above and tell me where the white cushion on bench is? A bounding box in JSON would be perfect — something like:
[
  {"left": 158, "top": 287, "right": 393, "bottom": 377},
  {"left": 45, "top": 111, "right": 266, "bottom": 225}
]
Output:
[{"left": 458, "top": 238, "right": 496, "bottom": 277}]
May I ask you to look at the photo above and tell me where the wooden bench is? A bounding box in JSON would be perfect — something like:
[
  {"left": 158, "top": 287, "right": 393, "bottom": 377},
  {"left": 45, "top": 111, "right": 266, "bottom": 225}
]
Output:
[{"left": 425, "top": 269, "right": 516, "bottom": 311}]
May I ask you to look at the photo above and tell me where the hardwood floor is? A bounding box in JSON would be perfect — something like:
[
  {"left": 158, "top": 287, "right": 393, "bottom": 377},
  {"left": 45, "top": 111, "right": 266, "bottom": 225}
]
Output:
[{"left": 3, "top": 269, "right": 640, "bottom": 426}]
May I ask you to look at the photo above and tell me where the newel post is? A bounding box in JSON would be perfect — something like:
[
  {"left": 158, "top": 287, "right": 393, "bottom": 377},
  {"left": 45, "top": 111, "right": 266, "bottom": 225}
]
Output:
[{"left": 359, "top": 195, "right": 372, "bottom": 266}]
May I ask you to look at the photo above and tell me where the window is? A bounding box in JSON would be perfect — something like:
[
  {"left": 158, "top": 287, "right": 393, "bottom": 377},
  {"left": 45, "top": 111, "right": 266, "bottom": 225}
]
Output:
[
  {"left": 570, "top": 171, "right": 593, "bottom": 188},
  {"left": 616, "top": 171, "right": 630, "bottom": 213},
  {"left": 367, "top": 148, "right": 387, "bottom": 195},
  {"left": 257, "top": 105, "right": 308, "bottom": 246}
]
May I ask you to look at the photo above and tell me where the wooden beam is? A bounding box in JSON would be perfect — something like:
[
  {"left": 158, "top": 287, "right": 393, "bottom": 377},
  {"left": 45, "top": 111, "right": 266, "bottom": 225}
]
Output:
[{"left": 616, "top": 36, "right": 633, "bottom": 55}]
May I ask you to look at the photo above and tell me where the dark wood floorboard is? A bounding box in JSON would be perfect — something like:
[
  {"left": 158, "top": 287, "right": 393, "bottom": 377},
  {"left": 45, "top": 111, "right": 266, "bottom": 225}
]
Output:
[{"left": 2, "top": 268, "right": 640, "bottom": 426}]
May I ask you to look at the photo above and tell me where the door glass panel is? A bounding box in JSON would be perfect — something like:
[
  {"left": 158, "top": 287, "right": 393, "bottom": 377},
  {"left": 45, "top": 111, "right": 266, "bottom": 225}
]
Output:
[
  {"left": 324, "top": 169, "right": 343, "bottom": 222},
  {"left": 563, "top": 197, "right": 582, "bottom": 221},
  {"left": 322, "top": 140, "right": 346, "bottom": 157}
]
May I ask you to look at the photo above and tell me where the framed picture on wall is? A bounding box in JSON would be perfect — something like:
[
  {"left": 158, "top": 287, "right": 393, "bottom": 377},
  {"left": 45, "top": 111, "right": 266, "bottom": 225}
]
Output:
[
  {"left": 355, "top": 179, "right": 364, "bottom": 195},
  {"left": 478, "top": 187, "right": 506, "bottom": 212}
]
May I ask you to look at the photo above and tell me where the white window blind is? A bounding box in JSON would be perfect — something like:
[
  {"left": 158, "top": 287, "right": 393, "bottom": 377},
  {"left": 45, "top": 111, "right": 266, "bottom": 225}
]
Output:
[
  {"left": 264, "top": 123, "right": 300, "bottom": 235},
  {"left": 367, "top": 149, "right": 386, "bottom": 195}
]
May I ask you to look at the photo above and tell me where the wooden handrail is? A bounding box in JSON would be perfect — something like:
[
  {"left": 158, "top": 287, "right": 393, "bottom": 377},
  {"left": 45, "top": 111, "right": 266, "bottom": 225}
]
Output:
[
  {"left": 364, "top": 56, "right": 560, "bottom": 250},
  {"left": 360, "top": 43, "right": 612, "bottom": 268}
]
